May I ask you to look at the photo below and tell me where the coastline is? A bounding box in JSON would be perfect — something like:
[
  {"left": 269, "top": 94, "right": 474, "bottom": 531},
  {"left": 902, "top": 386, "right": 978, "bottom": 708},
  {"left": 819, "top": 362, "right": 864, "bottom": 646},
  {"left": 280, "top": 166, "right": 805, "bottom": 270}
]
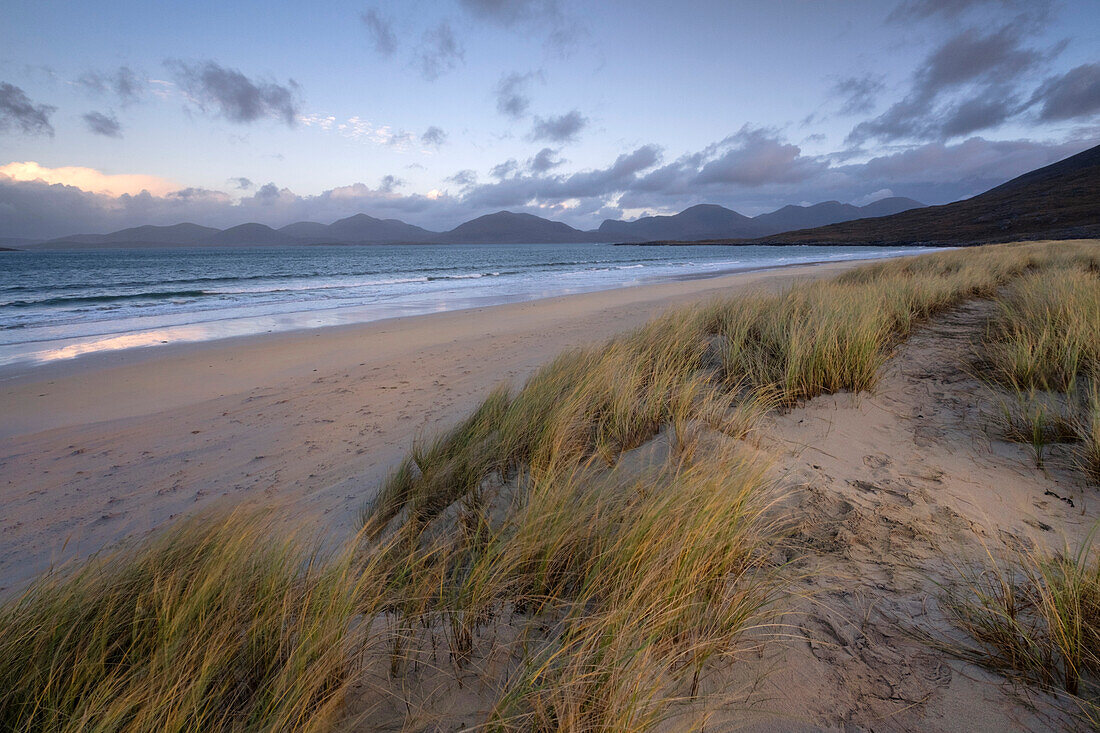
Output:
[
  {"left": 0, "top": 245, "right": 932, "bottom": 371},
  {"left": 1, "top": 258, "right": 863, "bottom": 592}
]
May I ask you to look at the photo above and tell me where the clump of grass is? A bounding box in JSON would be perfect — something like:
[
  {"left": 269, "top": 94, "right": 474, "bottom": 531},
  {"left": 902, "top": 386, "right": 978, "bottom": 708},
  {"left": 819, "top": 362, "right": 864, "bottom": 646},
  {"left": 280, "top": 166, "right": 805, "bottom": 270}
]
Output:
[
  {"left": 998, "top": 390, "right": 1081, "bottom": 468},
  {"left": 941, "top": 537, "right": 1100, "bottom": 708},
  {"left": 980, "top": 249, "right": 1100, "bottom": 480},
  {"left": 704, "top": 245, "right": 1032, "bottom": 404},
  {"left": 434, "top": 448, "right": 785, "bottom": 730},
  {"left": 0, "top": 510, "right": 374, "bottom": 732},
  {"left": 365, "top": 310, "right": 713, "bottom": 536},
  {"left": 1084, "top": 384, "right": 1100, "bottom": 482},
  {"left": 984, "top": 267, "right": 1100, "bottom": 392}
]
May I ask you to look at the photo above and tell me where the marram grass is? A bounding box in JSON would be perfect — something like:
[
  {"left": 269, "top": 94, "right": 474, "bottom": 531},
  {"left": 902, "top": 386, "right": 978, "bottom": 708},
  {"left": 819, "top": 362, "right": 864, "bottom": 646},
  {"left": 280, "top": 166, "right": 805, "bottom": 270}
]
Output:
[{"left": 4, "top": 240, "right": 1100, "bottom": 731}]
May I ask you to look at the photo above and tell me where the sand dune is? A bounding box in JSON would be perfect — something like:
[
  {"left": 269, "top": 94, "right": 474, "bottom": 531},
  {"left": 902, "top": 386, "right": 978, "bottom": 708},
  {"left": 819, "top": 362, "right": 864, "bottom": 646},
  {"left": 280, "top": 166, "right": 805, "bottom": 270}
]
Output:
[{"left": 0, "top": 260, "right": 859, "bottom": 594}]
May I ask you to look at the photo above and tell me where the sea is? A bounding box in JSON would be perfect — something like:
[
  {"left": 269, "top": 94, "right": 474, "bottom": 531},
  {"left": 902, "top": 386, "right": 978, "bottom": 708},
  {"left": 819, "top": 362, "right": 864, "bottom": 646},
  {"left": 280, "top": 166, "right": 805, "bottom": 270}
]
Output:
[{"left": 0, "top": 242, "right": 932, "bottom": 368}]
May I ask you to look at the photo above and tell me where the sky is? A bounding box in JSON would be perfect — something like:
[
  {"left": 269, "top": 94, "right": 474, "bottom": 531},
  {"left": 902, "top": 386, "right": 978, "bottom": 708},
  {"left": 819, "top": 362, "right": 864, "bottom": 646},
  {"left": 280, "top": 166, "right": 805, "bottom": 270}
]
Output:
[{"left": 1, "top": 0, "right": 1098, "bottom": 239}]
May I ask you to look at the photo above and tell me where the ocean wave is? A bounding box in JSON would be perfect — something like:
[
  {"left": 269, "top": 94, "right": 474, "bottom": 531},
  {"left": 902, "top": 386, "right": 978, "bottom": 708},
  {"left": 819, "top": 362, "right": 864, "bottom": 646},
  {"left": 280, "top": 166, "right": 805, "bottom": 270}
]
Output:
[{"left": 3, "top": 290, "right": 213, "bottom": 308}]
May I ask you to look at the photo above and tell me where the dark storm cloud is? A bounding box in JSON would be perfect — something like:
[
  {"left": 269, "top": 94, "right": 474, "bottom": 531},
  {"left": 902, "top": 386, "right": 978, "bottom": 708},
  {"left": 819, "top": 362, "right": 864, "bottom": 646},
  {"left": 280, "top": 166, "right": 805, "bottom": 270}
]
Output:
[
  {"left": 415, "top": 22, "right": 464, "bottom": 81},
  {"left": 78, "top": 66, "right": 142, "bottom": 104},
  {"left": 529, "top": 110, "right": 587, "bottom": 143},
  {"left": 530, "top": 147, "right": 563, "bottom": 172},
  {"left": 0, "top": 82, "right": 55, "bottom": 136},
  {"left": 1029, "top": 63, "right": 1100, "bottom": 121},
  {"left": 361, "top": 9, "right": 398, "bottom": 56},
  {"left": 921, "top": 26, "right": 1043, "bottom": 90},
  {"left": 167, "top": 60, "right": 301, "bottom": 125},
  {"left": 82, "top": 110, "right": 122, "bottom": 137},
  {"left": 421, "top": 125, "right": 448, "bottom": 146},
  {"left": 938, "top": 86, "right": 1021, "bottom": 138},
  {"left": 833, "top": 74, "right": 885, "bottom": 115},
  {"left": 847, "top": 23, "right": 1053, "bottom": 144},
  {"left": 230, "top": 177, "right": 254, "bottom": 190},
  {"left": 496, "top": 72, "right": 536, "bottom": 118}
]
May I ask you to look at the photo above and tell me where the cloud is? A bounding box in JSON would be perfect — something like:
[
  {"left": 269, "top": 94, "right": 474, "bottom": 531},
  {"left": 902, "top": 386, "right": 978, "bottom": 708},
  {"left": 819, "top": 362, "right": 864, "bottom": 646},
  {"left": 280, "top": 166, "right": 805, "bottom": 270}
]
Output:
[
  {"left": 462, "top": 144, "right": 662, "bottom": 209},
  {"left": 300, "top": 114, "right": 418, "bottom": 148},
  {"left": 490, "top": 159, "right": 518, "bottom": 179},
  {"left": 496, "top": 71, "right": 536, "bottom": 118},
  {"left": 1029, "top": 63, "right": 1100, "bottom": 122},
  {"left": 0, "top": 82, "right": 55, "bottom": 136},
  {"left": 0, "top": 161, "right": 178, "bottom": 197},
  {"left": 529, "top": 110, "right": 587, "bottom": 142},
  {"left": 888, "top": 0, "right": 1051, "bottom": 23},
  {"left": 2, "top": 133, "right": 1094, "bottom": 239},
  {"left": 852, "top": 188, "right": 895, "bottom": 206},
  {"left": 379, "top": 174, "right": 405, "bottom": 193},
  {"left": 694, "top": 127, "right": 828, "bottom": 186},
  {"left": 415, "top": 22, "right": 464, "bottom": 80},
  {"left": 167, "top": 60, "right": 301, "bottom": 125},
  {"left": 833, "top": 74, "right": 885, "bottom": 115},
  {"left": 421, "top": 125, "right": 447, "bottom": 146},
  {"left": 361, "top": 9, "right": 397, "bottom": 56},
  {"left": 529, "top": 147, "right": 563, "bottom": 172},
  {"left": 458, "top": 0, "right": 559, "bottom": 25},
  {"left": 82, "top": 110, "right": 122, "bottom": 137},
  {"left": 0, "top": 171, "right": 472, "bottom": 239},
  {"left": 77, "top": 66, "right": 142, "bottom": 104},
  {"left": 230, "top": 177, "right": 254, "bottom": 190},
  {"left": 446, "top": 169, "right": 477, "bottom": 186},
  {"left": 847, "top": 23, "right": 1054, "bottom": 144},
  {"left": 852, "top": 136, "right": 1085, "bottom": 189},
  {"left": 937, "top": 85, "right": 1021, "bottom": 138},
  {"left": 457, "top": 0, "right": 579, "bottom": 51}
]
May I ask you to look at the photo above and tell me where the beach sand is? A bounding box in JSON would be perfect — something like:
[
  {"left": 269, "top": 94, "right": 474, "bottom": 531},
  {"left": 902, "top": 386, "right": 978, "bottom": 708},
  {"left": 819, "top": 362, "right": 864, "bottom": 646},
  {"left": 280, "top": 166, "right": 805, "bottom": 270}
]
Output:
[
  {"left": 4, "top": 248, "right": 1096, "bottom": 729},
  {"left": 0, "top": 259, "right": 861, "bottom": 593}
]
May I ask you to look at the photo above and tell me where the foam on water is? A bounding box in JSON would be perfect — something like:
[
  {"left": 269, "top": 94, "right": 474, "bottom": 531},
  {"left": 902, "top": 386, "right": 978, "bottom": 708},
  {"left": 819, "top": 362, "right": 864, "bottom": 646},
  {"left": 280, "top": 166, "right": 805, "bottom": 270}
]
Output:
[{"left": 0, "top": 242, "right": 933, "bottom": 367}]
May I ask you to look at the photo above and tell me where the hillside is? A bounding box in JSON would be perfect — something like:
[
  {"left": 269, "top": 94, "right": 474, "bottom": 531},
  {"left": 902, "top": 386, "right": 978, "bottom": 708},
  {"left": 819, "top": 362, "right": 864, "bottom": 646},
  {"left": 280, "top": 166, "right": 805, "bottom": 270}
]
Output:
[
  {"left": 598, "top": 204, "right": 766, "bottom": 241},
  {"left": 742, "top": 144, "right": 1100, "bottom": 245},
  {"left": 437, "top": 210, "right": 595, "bottom": 244},
  {"left": 751, "top": 197, "right": 923, "bottom": 234}
]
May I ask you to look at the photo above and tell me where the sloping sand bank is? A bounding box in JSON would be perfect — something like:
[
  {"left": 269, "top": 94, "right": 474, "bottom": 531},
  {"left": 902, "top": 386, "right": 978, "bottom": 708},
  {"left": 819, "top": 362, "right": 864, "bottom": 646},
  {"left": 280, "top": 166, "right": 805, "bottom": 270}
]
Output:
[
  {"left": 678, "top": 300, "right": 1093, "bottom": 730},
  {"left": 0, "top": 261, "right": 859, "bottom": 593}
]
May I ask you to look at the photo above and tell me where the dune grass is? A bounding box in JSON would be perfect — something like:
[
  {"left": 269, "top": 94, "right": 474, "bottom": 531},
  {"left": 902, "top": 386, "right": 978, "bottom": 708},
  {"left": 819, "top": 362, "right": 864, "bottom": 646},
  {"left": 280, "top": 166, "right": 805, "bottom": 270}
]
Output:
[
  {"left": 4, "top": 240, "right": 1100, "bottom": 731},
  {"left": 984, "top": 265, "right": 1100, "bottom": 393},
  {"left": 1086, "top": 384, "right": 1100, "bottom": 483},
  {"left": 941, "top": 537, "right": 1100, "bottom": 717},
  {"left": 980, "top": 248, "right": 1100, "bottom": 479},
  {"left": 0, "top": 511, "right": 373, "bottom": 732},
  {"left": 369, "top": 243, "right": 1046, "bottom": 540}
]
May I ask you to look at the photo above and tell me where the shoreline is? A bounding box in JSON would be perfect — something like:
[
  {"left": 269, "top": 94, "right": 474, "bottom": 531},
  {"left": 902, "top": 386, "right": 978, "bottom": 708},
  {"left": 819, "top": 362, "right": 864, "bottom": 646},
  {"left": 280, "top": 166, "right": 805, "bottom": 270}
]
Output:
[
  {"left": 0, "top": 247, "right": 932, "bottom": 373},
  {"left": 1, "top": 258, "right": 866, "bottom": 592}
]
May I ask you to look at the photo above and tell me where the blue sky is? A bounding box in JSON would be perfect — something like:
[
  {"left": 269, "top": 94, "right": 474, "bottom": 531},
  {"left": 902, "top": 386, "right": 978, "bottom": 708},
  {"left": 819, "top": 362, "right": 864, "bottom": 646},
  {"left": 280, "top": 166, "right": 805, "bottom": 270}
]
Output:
[{"left": 1, "top": 0, "right": 1098, "bottom": 238}]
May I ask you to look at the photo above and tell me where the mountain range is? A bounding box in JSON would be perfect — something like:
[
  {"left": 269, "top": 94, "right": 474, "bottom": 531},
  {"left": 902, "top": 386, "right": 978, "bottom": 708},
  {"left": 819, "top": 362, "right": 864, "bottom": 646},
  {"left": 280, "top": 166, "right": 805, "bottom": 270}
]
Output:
[
  {"left": 704, "top": 143, "right": 1100, "bottom": 246},
  {"left": 21, "top": 197, "right": 925, "bottom": 249}
]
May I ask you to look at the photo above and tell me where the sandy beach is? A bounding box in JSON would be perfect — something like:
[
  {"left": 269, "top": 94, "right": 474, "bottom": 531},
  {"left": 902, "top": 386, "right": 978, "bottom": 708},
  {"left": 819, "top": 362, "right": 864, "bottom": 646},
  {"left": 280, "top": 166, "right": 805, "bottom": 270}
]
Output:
[
  {"left": 4, "top": 242, "right": 1099, "bottom": 729},
  {"left": 0, "top": 259, "right": 861, "bottom": 593}
]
